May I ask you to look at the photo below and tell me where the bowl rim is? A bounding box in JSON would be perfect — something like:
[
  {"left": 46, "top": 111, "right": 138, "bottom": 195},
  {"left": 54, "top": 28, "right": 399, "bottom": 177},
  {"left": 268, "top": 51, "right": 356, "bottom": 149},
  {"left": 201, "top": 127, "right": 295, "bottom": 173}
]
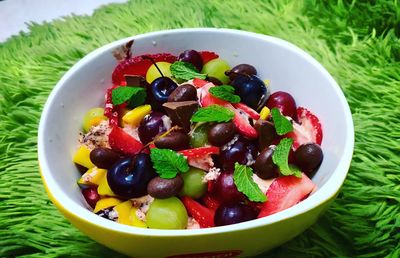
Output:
[{"left": 38, "top": 27, "right": 354, "bottom": 236}]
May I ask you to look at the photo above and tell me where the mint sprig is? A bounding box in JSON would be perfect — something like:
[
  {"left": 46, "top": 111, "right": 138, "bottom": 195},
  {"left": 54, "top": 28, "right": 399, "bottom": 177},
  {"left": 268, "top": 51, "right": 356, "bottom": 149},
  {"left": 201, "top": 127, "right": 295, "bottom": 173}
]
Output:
[
  {"left": 271, "top": 108, "right": 293, "bottom": 135},
  {"left": 233, "top": 163, "right": 267, "bottom": 202},
  {"left": 170, "top": 61, "right": 207, "bottom": 81},
  {"left": 191, "top": 105, "right": 235, "bottom": 123},
  {"left": 150, "top": 148, "right": 190, "bottom": 179},
  {"left": 209, "top": 85, "right": 241, "bottom": 103},
  {"left": 272, "top": 138, "right": 302, "bottom": 177},
  {"left": 112, "top": 86, "right": 146, "bottom": 106}
]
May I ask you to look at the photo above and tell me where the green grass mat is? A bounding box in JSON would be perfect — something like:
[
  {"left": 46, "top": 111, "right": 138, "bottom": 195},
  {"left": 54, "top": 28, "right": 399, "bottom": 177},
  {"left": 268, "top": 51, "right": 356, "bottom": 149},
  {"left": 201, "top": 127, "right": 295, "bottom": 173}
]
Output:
[{"left": 1, "top": 0, "right": 399, "bottom": 257}]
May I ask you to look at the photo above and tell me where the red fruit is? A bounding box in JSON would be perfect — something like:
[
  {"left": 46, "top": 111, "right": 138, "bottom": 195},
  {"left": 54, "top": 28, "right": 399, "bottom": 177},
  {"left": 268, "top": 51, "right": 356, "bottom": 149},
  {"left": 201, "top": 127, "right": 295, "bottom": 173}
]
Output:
[
  {"left": 181, "top": 196, "right": 215, "bottom": 228},
  {"left": 266, "top": 91, "right": 297, "bottom": 119},
  {"left": 112, "top": 53, "right": 177, "bottom": 85},
  {"left": 232, "top": 108, "right": 258, "bottom": 139},
  {"left": 82, "top": 187, "right": 100, "bottom": 209},
  {"left": 199, "top": 51, "right": 219, "bottom": 64},
  {"left": 104, "top": 85, "right": 120, "bottom": 126},
  {"left": 287, "top": 107, "right": 323, "bottom": 150},
  {"left": 202, "top": 193, "right": 221, "bottom": 211},
  {"left": 258, "top": 173, "right": 316, "bottom": 218},
  {"left": 232, "top": 103, "right": 260, "bottom": 120},
  {"left": 108, "top": 126, "right": 143, "bottom": 155},
  {"left": 179, "top": 146, "right": 220, "bottom": 171},
  {"left": 192, "top": 78, "right": 209, "bottom": 88},
  {"left": 214, "top": 172, "right": 246, "bottom": 203}
]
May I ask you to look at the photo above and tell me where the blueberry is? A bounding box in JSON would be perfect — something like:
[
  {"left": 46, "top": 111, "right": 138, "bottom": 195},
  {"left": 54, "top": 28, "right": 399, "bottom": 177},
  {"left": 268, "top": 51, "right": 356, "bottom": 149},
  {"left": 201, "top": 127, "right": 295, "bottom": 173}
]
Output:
[
  {"left": 150, "top": 77, "right": 178, "bottom": 103},
  {"left": 107, "top": 154, "right": 157, "bottom": 199},
  {"left": 231, "top": 75, "right": 269, "bottom": 111}
]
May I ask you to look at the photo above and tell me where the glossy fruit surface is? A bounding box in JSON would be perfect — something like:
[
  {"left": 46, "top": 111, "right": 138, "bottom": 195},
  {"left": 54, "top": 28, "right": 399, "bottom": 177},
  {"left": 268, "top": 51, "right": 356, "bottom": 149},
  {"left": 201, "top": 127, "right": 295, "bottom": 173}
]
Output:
[
  {"left": 179, "top": 168, "right": 207, "bottom": 199},
  {"left": 146, "top": 62, "right": 172, "bottom": 83},
  {"left": 150, "top": 77, "right": 178, "bottom": 103},
  {"left": 108, "top": 126, "right": 143, "bottom": 155},
  {"left": 219, "top": 136, "right": 257, "bottom": 170},
  {"left": 190, "top": 123, "right": 210, "bottom": 148},
  {"left": 178, "top": 50, "right": 203, "bottom": 71},
  {"left": 168, "top": 84, "right": 198, "bottom": 102},
  {"left": 231, "top": 74, "right": 268, "bottom": 111},
  {"left": 147, "top": 176, "right": 183, "bottom": 199},
  {"left": 90, "top": 147, "right": 122, "bottom": 169},
  {"left": 214, "top": 202, "right": 257, "bottom": 226},
  {"left": 154, "top": 131, "right": 190, "bottom": 151},
  {"left": 107, "top": 154, "right": 156, "bottom": 199},
  {"left": 146, "top": 197, "right": 188, "bottom": 229},
  {"left": 181, "top": 196, "right": 214, "bottom": 228},
  {"left": 294, "top": 143, "right": 323, "bottom": 177},
  {"left": 82, "top": 107, "right": 107, "bottom": 132},
  {"left": 138, "top": 112, "right": 169, "bottom": 144},
  {"left": 208, "top": 122, "right": 236, "bottom": 147},
  {"left": 82, "top": 187, "right": 100, "bottom": 208},
  {"left": 253, "top": 147, "right": 279, "bottom": 179},
  {"left": 201, "top": 58, "right": 231, "bottom": 84},
  {"left": 214, "top": 171, "right": 245, "bottom": 202},
  {"left": 226, "top": 64, "right": 257, "bottom": 80},
  {"left": 266, "top": 91, "right": 297, "bottom": 119}
]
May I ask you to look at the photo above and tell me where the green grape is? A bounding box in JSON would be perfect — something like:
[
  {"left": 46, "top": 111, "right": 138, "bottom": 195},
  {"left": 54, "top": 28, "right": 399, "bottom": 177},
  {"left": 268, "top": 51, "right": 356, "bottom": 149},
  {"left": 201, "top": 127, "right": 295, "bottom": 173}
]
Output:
[
  {"left": 82, "top": 107, "right": 107, "bottom": 132},
  {"left": 180, "top": 168, "right": 207, "bottom": 199},
  {"left": 201, "top": 58, "right": 231, "bottom": 84},
  {"left": 190, "top": 123, "right": 210, "bottom": 148},
  {"left": 146, "top": 62, "right": 172, "bottom": 83},
  {"left": 146, "top": 197, "right": 188, "bottom": 229}
]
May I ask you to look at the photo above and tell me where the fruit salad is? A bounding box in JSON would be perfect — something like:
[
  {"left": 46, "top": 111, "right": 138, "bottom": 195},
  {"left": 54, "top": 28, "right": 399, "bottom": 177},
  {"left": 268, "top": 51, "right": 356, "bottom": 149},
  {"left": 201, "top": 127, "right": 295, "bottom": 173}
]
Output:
[{"left": 73, "top": 41, "right": 323, "bottom": 229}]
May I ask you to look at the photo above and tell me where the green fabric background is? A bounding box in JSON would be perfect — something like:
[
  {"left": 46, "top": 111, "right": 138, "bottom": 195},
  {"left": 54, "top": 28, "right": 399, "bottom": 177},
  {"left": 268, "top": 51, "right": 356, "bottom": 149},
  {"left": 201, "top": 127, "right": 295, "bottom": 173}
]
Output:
[{"left": 0, "top": 0, "right": 399, "bottom": 257}]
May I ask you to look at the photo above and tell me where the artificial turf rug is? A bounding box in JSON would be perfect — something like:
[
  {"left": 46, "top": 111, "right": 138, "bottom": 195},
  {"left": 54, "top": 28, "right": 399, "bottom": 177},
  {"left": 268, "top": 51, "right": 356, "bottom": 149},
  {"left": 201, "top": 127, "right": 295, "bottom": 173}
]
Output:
[{"left": 0, "top": 0, "right": 399, "bottom": 257}]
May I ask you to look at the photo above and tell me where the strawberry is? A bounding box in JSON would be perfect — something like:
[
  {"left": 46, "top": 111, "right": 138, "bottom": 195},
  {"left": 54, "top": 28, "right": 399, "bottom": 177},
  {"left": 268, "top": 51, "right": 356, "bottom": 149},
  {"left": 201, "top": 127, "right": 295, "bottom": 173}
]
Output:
[
  {"left": 199, "top": 51, "right": 219, "bottom": 64},
  {"left": 179, "top": 146, "right": 220, "bottom": 171},
  {"left": 112, "top": 53, "right": 177, "bottom": 85},
  {"left": 202, "top": 193, "right": 221, "bottom": 211},
  {"left": 258, "top": 173, "right": 316, "bottom": 218},
  {"left": 232, "top": 107, "right": 258, "bottom": 139},
  {"left": 192, "top": 78, "right": 210, "bottom": 88},
  {"left": 104, "top": 85, "right": 120, "bottom": 126},
  {"left": 286, "top": 107, "right": 323, "bottom": 150},
  {"left": 181, "top": 196, "right": 215, "bottom": 228},
  {"left": 108, "top": 126, "right": 143, "bottom": 155},
  {"left": 232, "top": 102, "right": 260, "bottom": 120}
]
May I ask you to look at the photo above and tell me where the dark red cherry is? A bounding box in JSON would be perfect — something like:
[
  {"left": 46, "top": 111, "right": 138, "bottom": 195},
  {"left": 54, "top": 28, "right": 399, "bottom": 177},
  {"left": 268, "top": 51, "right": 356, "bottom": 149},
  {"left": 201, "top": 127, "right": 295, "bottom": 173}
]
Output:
[{"left": 266, "top": 91, "right": 297, "bottom": 119}]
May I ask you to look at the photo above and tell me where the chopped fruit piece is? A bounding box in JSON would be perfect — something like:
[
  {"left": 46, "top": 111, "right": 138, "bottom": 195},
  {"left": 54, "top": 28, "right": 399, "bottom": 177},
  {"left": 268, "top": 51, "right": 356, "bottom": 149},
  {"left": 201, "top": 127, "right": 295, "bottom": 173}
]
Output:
[
  {"left": 97, "top": 171, "right": 117, "bottom": 197},
  {"left": 146, "top": 62, "right": 173, "bottom": 83},
  {"left": 82, "top": 187, "right": 100, "bottom": 208},
  {"left": 82, "top": 107, "right": 108, "bottom": 132},
  {"left": 112, "top": 53, "right": 177, "bottom": 85},
  {"left": 94, "top": 197, "right": 122, "bottom": 213},
  {"left": 73, "top": 145, "right": 95, "bottom": 169},
  {"left": 78, "top": 167, "right": 107, "bottom": 186},
  {"left": 104, "top": 85, "right": 120, "bottom": 126},
  {"left": 259, "top": 106, "right": 270, "bottom": 120},
  {"left": 286, "top": 107, "right": 323, "bottom": 150},
  {"left": 181, "top": 196, "right": 215, "bottom": 228},
  {"left": 192, "top": 78, "right": 209, "bottom": 88},
  {"left": 122, "top": 104, "right": 152, "bottom": 127},
  {"left": 202, "top": 193, "right": 221, "bottom": 211},
  {"left": 108, "top": 126, "right": 143, "bottom": 155},
  {"left": 232, "top": 108, "right": 258, "bottom": 139},
  {"left": 114, "top": 200, "right": 133, "bottom": 225},
  {"left": 199, "top": 51, "right": 219, "bottom": 64},
  {"left": 258, "top": 173, "right": 316, "bottom": 218},
  {"left": 232, "top": 103, "right": 260, "bottom": 120},
  {"left": 179, "top": 146, "right": 220, "bottom": 171}
]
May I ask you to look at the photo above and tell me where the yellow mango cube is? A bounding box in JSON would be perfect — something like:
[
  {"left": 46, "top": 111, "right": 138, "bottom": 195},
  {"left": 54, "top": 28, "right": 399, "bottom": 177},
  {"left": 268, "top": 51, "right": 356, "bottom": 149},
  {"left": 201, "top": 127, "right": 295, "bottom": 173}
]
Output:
[
  {"left": 259, "top": 106, "right": 271, "bottom": 120},
  {"left": 122, "top": 105, "right": 151, "bottom": 127},
  {"left": 115, "top": 201, "right": 133, "bottom": 225},
  {"left": 97, "top": 171, "right": 117, "bottom": 197},
  {"left": 93, "top": 197, "right": 122, "bottom": 213},
  {"left": 78, "top": 167, "right": 107, "bottom": 186},
  {"left": 73, "top": 145, "right": 94, "bottom": 168}
]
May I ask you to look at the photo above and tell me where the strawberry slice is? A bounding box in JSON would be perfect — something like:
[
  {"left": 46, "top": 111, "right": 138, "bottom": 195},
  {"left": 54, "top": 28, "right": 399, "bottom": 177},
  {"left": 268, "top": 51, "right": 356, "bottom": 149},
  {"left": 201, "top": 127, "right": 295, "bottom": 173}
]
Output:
[
  {"left": 192, "top": 78, "right": 210, "bottom": 88},
  {"left": 202, "top": 193, "right": 221, "bottom": 211},
  {"left": 104, "top": 85, "right": 120, "bottom": 126},
  {"left": 108, "top": 126, "right": 143, "bottom": 155},
  {"left": 181, "top": 196, "right": 215, "bottom": 228},
  {"left": 258, "top": 173, "right": 316, "bottom": 218},
  {"left": 286, "top": 107, "right": 323, "bottom": 150},
  {"left": 232, "top": 103, "right": 260, "bottom": 120},
  {"left": 232, "top": 108, "right": 258, "bottom": 139},
  {"left": 179, "top": 146, "right": 220, "bottom": 171},
  {"left": 199, "top": 51, "right": 219, "bottom": 64},
  {"left": 112, "top": 53, "right": 177, "bottom": 85}
]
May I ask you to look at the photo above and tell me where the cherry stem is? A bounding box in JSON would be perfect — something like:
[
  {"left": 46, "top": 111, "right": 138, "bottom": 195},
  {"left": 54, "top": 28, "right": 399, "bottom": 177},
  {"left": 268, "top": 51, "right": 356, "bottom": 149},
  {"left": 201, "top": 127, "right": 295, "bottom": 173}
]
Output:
[{"left": 142, "top": 55, "right": 164, "bottom": 77}]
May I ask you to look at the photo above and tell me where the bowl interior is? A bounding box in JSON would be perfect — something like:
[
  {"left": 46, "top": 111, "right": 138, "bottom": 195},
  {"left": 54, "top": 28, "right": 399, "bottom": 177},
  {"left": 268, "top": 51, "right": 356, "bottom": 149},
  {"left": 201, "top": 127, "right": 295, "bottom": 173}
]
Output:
[{"left": 38, "top": 28, "right": 353, "bottom": 233}]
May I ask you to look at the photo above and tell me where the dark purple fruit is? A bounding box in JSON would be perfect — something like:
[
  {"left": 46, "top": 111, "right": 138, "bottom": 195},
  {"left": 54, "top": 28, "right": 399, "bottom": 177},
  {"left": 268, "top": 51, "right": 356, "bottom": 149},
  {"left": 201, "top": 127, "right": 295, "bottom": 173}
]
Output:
[
  {"left": 178, "top": 50, "right": 203, "bottom": 71},
  {"left": 219, "top": 136, "right": 257, "bottom": 170},
  {"left": 255, "top": 120, "right": 278, "bottom": 152},
  {"left": 208, "top": 122, "right": 236, "bottom": 146},
  {"left": 138, "top": 112, "right": 169, "bottom": 144},
  {"left": 214, "top": 172, "right": 245, "bottom": 202},
  {"left": 147, "top": 176, "right": 183, "bottom": 199},
  {"left": 214, "top": 202, "right": 257, "bottom": 226},
  {"left": 294, "top": 143, "right": 323, "bottom": 177},
  {"left": 150, "top": 77, "right": 178, "bottom": 103},
  {"left": 266, "top": 91, "right": 297, "bottom": 119},
  {"left": 231, "top": 74, "right": 269, "bottom": 111},
  {"left": 253, "top": 147, "right": 279, "bottom": 179},
  {"left": 154, "top": 131, "right": 190, "bottom": 151},
  {"left": 107, "top": 154, "right": 157, "bottom": 199},
  {"left": 168, "top": 84, "right": 198, "bottom": 102},
  {"left": 90, "top": 147, "right": 122, "bottom": 169},
  {"left": 226, "top": 64, "right": 257, "bottom": 81}
]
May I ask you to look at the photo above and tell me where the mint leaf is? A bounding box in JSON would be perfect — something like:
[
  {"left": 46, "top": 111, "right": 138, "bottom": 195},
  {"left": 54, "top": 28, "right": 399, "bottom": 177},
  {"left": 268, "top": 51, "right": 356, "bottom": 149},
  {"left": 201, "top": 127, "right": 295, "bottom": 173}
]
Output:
[
  {"left": 233, "top": 163, "right": 267, "bottom": 202},
  {"left": 209, "top": 85, "right": 241, "bottom": 103},
  {"left": 127, "top": 88, "right": 147, "bottom": 108},
  {"left": 112, "top": 86, "right": 146, "bottom": 106},
  {"left": 272, "top": 138, "right": 302, "bottom": 177},
  {"left": 191, "top": 105, "right": 235, "bottom": 122},
  {"left": 150, "top": 148, "right": 190, "bottom": 179},
  {"left": 170, "top": 61, "right": 207, "bottom": 81},
  {"left": 271, "top": 108, "right": 293, "bottom": 135}
]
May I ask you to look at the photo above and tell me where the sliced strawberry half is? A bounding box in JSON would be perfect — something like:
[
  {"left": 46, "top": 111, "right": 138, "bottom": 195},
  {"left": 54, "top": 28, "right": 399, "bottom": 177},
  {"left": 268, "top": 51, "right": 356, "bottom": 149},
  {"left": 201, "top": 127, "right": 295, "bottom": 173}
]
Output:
[
  {"left": 286, "top": 107, "right": 323, "bottom": 150},
  {"left": 232, "top": 103, "right": 260, "bottom": 120},
  {"left": 258, "top": 173, "right": 316, "bottom": 218},
  {"left": 192, "top": 78, "right": 210, "bottom": 88},
  {"left": 181, "top": 196, "right": 215, "bottom": 228},
  {"left": 232, "top": 108, "right": 258, "bottom": 139},
  {"left": 199, "top": 51, "right": 219, "bottom": 64},
  {"left": 202, "top": 193, "right": 221, "bottom": 211},
  {"left": 179, "top": 146, "right": 220, "bottom": 171},
  {"left": 112, "top": 53, "right": 177, "bottom": 85},
  {"left": 108, "top": 126, "right": 143, "bottom": 155}
]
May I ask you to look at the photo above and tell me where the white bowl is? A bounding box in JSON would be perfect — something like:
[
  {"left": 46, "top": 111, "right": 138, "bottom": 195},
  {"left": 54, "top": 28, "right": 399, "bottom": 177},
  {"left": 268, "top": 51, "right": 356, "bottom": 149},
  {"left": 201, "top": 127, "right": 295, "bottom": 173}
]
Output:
[{"left": 38, "top": 28, "right": 354, "bottom": 258}]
